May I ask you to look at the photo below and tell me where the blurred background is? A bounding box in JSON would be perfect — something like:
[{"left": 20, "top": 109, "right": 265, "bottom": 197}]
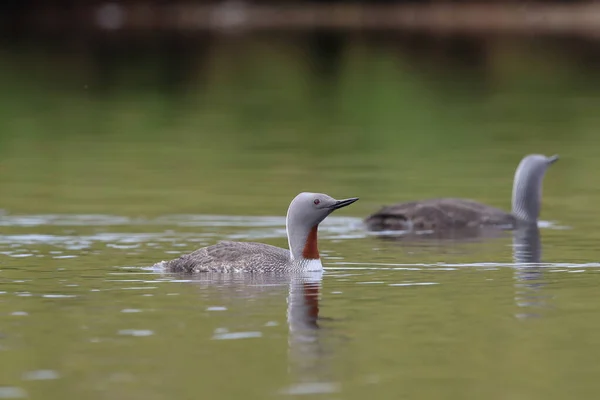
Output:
[{"left": 0, "top": 0, "right": 599, "bottom": 218}]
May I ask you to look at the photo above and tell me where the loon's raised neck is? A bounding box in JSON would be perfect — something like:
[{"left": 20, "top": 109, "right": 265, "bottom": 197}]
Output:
[{"left": 511, "top": 154, "right": 558, "bottom": 222}]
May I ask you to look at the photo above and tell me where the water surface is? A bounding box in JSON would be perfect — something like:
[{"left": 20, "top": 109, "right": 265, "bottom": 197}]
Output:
[{"left": 2, "top": 211, "right": 600, "bottom": 399}]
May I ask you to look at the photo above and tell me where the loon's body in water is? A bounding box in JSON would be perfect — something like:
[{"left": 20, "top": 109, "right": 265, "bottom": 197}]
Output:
[
  {"left": 156, "top": 192, "right": 358, "bottom": 273},
  {"left": 365, "top": 154, "right": 558, "bottom": 233}
]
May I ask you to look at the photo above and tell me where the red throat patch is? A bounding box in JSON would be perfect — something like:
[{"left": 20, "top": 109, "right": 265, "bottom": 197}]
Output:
[{"left": 302, "top": 226, "right": 320, "bottom": 259}]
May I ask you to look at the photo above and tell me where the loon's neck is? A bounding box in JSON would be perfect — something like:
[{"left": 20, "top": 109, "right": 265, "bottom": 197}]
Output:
[
  {"left": 287, "top": 223, "right": 321, "bottom": 261},
  {"left": 511, "top": 164, "right": 543, "bottom": 222}
]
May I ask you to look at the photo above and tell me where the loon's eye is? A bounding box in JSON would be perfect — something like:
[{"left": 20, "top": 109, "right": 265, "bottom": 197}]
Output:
[{"left": 313, "top": 199, "right": 320, "bottom": 205}]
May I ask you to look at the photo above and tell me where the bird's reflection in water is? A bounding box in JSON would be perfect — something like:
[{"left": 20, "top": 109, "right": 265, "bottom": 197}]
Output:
[
  {"left": 512, "top": 223, "right": 552, "bottom": 319},
  {"left": 168, "top": 270, "right": 338, "bottom": 395},
  {"left": 282, "top": 271, "right": 339, "bottom": 395}
]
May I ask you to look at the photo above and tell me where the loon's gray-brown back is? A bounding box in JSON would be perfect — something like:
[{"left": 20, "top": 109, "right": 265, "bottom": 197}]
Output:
[
  {"left": 163, "top": 241, "right": 290, "bottom": 273},
  {"left": 364, "top": 198, "right": 516, "bottom": 231}
]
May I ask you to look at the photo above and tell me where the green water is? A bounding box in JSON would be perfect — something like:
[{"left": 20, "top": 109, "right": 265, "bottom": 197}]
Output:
[{"left": 1, "top": 37, "right": 600, "bottom": 399}]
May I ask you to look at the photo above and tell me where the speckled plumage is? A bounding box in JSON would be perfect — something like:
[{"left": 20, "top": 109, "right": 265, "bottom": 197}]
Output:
[{"left": 159, "top": 241, "right": 297, "bottom": 273}]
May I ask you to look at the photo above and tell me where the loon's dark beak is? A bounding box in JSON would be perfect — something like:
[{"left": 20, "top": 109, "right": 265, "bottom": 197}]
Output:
[
  {"left": 547, "top": 154, "right": 559, "bottom": 164},
  {"left": 332, "top": 197, "right": 359, "bottom": 210}
]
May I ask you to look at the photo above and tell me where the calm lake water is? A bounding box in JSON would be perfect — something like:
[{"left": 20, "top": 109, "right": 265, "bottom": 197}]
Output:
[{"left": 1, "top": 37, "right": 600, "bottom": 399}]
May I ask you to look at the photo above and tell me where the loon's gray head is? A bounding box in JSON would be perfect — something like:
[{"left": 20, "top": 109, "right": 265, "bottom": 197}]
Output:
[
  {"left": 511, "top": 154, "right": 558, "bottom": 223},
  {"left": 286, "top": 192, "right": 359, "bottom": 260}
]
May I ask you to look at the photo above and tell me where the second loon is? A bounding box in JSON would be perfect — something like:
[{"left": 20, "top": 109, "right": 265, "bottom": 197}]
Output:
[{"left": 364, "top": 154, "right": 558, "bottom": 233}]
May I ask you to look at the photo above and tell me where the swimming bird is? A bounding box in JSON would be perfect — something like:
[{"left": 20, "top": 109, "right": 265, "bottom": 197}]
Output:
[
  {"left": 364, "top": 154, "right": 558, "bottom": 233},
  {"left": 157, "top": 192, "right": 359, "bottom": 273}
]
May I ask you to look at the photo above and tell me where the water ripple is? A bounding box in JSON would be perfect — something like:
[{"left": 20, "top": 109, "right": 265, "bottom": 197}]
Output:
[
  {"left": 22, "top": 370, "right": 60, "bottom": 381},
  {"left": 0, "top": 213, "right": 361, "bottom": 229},
  {"left": 279, "top": 382, "right": 340, "bottom": 395},
  {"left": 0, "top": 387, "right": 26, "bottom": 399},
  {"left": 389, "top": 282, "right": 439, "bottom": 287},
  {"left": 118, "top": 329, "right": 154, "bottom": 337},
  {"left": 0, "top": 215, "right": 365, "bottom": 250},
  {"left": 212, "top": 331, "right": 263, "bottom": 340}
]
